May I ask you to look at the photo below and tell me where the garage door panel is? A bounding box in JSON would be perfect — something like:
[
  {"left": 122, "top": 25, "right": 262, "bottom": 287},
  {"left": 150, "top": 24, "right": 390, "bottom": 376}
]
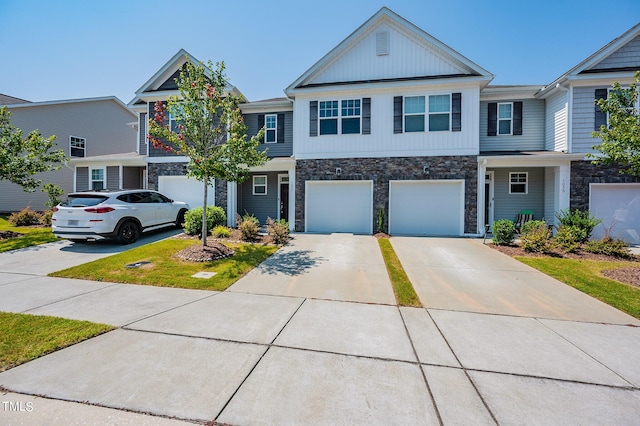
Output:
[
  {"left": 158, "top": 176, "right": 216, "bottom": 209},
  {"left": 590, "top": 184, "right": 640, "bottom": 244},
  {"left": 389, "top": 180, "right": 463, "bottom": 236},
  {"left": 306, "top": 181, "right": 372, "bottom": 234}
]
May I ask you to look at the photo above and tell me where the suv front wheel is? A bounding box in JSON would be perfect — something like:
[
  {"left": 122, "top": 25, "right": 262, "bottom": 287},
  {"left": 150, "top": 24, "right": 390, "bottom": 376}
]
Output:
[{"left": 116, "top": 220, "right": 141, "bottom": 245}]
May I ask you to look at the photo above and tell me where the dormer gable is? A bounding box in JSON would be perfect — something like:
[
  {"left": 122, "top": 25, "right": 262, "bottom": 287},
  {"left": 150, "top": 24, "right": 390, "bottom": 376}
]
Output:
[{"left": 286, "top": 7, "right": 493, "bottom": 94}]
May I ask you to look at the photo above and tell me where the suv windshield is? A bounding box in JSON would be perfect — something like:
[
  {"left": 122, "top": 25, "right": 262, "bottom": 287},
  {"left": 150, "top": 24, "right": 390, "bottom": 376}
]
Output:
[{"left": 62, "top": 194, "right": 109, "bottom": 207}]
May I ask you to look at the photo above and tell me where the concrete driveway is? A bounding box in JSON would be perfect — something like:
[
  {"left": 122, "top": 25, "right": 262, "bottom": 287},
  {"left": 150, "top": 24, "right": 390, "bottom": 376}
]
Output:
[{"left": 1, "top": 234, "right": 639, "bottom": 424}]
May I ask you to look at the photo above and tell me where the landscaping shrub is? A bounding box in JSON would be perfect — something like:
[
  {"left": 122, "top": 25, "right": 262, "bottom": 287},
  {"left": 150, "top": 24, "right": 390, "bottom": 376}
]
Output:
[
  {"left": 40, "top": 210, "right": 53, "bottom": 226},
  {"left": 266, "top": 217, "right": 290, "bottom": 245},
  {"left": 182, "top": 206, "right": 226, "bottom": 236},
  {"left": 492, "top": 219, "right": 515, "bottom": 245},
  {"left": 237, "top": 213, "right": 260, "bottom": 241},
  {"left": 42, "top": 183, "right": 65, "bottom": 209},
  {"left": 520, "top": 220, "right": 553, "bottom": 253},
  {"left": 8, "top": 207, "right": 42, "bottom": 226},
  {"left": 212, "top": 225, "right": 231, "bottom": 238},
  {"left": 376, "top": 208, "right": 385, "bottom": 234},
  {"left": 554, "top": 225, "right": 583, "bottom": 253},
  {"left": 555, "top": 209, "right": 602, "bottom": 243},
  {"left": 584, "top": 236, "right": 631, "bottom": 259}
]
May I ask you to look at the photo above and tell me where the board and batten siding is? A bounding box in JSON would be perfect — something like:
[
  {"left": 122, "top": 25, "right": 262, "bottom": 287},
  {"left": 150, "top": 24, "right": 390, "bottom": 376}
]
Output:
[
  {"left": 138, "top": 112, "right": 148, "bottom": 155},
  {"left": 590, "top": 35, "right": 640, "bottom": 71},
  {"left": 479, "top": 99, "right": 545, "bottom": 152},
  {"left": 293, "top": 87, "right": 480, "bottom": 159},
  {"left": 544, "top": 91, "right": 568, "bottom": 152},
  {"left": 243, "top": 112, "right": 293, "bottom": 157},
  {"left": 237, "top": 172, "right": 279, "bottom": 224},
  {"left": 572, "top": 86, "right": 604, "bottom": 153},
  {"left": 491, "top": 168, "right": 545, "bottom": 224}
]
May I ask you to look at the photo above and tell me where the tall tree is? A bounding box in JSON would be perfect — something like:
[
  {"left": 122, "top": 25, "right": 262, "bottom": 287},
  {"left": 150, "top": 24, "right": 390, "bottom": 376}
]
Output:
[
  {"left": 591, "top": 71, "right": 640, "bottom": 175},
  {"left": 0, "top": 106, "right": 67, "bottom": 192},
  {"left": 148, "top": 59, "right": 267, "bottom": 246}
]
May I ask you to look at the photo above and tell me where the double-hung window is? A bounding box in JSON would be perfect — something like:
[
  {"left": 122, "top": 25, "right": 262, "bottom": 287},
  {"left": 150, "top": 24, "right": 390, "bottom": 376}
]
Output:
[
  {"left": 509, "top": 172, "right": 528, "bottom": 194},
  {"left": 428, "top": 95, "right": 451, "bottom": 131},
  {"left": 265, "top": 114, "right": 277, "bottom": 143},
  {"left": 70, "top": 136, "right": 86, "bottom": 157},
  {"left": 319, "top": 101, "right": 339, "bottom": 135},
  {"left": 498, "top": 103, "right": 513, "bottom": 135},
  {"left": 341, "top": 99, "right": 361, "bottom": 134},
  {"left": 90, "top": 168, "right": 105, "bottom": 191},
  {"left": 404, "top": 96, "right": 425, "bottom": 132},
  {"left": 253, "top": 175, "right": 267, "bottom": 195}
]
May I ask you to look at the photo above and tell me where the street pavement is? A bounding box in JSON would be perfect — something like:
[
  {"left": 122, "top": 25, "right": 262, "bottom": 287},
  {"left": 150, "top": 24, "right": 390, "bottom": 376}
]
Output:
[{"left": 0, "top": 233, "right": 639, "bottom": 425}]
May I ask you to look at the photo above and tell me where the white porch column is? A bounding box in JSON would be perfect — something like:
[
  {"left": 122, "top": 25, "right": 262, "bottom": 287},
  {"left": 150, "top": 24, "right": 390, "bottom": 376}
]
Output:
[
  {"left": 288, "top": 168, "right": 295, "bottom": 231},
  {"left": 226, "top": 181, "right": 237, "bottom": 228},
  {"left": 477, "top": 160, "right": 487, "bottom": 235},
  {"left": 554, "top": 164, "right": 571, "bottom": 227}
]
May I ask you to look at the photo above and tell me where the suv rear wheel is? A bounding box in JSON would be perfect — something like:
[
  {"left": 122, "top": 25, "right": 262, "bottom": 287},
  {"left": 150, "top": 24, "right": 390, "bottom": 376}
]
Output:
[{"left": 117, "top": 220, "right": 140, "bottom": 244}]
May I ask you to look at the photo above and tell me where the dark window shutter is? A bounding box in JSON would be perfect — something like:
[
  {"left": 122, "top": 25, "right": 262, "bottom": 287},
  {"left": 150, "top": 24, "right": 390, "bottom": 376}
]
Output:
[
  {"left": 487, "top": 102, "right": 497, "bottom": 136},
  {"left": 452, "top": 92, "right": 462, "bottom": 132},
  {"left": 362, "top": 98, "right": 371, "bottom": 135},
  {"left": 393, "top": 96, "right": 403, "bottom": 134},
  {"left": 513, "top": 101, "right": 523, "bottom": 135},
  {"left": 257, "top": 114, "right": 265, "bottom": 144},
  {"left": 594, "top": 89, "right": 608, "bottom": 130},
  {"left": 277, "top": 113, "right": 285, "bottom": 143},
  {"left": 309, "top": 101, "right": 318, "bottom": 137}
]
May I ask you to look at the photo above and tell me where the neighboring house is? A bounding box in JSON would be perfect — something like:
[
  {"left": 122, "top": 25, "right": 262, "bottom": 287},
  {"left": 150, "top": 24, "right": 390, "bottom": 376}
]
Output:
[{"left": 0, "top": 96, "right": 137, "bottom": 212}]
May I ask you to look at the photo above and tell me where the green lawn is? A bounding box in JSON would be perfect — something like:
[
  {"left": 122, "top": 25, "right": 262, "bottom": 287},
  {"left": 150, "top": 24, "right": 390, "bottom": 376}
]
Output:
[
  {"left": 0, "top": 312, "right": 113, "bottom": 372},
  {"left": 517, "top": 257, "right": 640, "bottom": 319},
  {"left": 0, "top": 216, "right": 59, "bottom": 253},
  {"left": 378, "top": 237, "right": 422, "bottom": 307},
  {"left": 50, "top": 238, "right": 279, "bottom": 291}
]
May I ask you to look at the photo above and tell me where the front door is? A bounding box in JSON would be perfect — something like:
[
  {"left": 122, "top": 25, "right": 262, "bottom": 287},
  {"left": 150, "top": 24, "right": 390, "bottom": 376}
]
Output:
[
  {"left": 485, "top": 171, "right": 494, "bottom": 229},
  {"left": 279, "top": 183, "right": 289, "bottom": 222}
]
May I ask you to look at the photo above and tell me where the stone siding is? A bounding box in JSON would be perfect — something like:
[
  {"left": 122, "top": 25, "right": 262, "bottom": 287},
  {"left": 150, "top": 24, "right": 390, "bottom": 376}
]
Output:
[
  {"left": 295, "top": 156, "right": 478, "bottom": 234},
  {"left": 570, "top": 161, "right": 640, "bottom": 210}
]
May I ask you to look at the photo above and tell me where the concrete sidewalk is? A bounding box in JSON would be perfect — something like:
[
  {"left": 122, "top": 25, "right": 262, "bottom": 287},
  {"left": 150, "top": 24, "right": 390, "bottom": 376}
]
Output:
[{"left": 1, "top": 235, "right": 639, "bottom": 424}]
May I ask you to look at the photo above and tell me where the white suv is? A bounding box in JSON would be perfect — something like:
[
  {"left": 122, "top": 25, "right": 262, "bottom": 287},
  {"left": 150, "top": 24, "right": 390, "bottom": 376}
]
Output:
[{"left": 52, "top": 189, "right": 190, "bottom": 244}]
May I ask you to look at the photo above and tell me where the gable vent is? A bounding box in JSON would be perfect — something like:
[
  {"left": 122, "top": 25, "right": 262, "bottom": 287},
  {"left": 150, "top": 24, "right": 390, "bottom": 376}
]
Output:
[{"left": 376, "top": 31, "right": 389, "bottom": 56}]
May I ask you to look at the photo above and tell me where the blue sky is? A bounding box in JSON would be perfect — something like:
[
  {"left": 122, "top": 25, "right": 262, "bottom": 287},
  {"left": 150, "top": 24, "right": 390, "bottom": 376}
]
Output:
[{"left": 1, "top": 0, "right": 638, "bottom": 104}]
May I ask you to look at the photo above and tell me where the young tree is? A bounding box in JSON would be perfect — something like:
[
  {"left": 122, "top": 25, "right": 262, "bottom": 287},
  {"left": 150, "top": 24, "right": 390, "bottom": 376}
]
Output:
[
  {"left": 148, "top": 59, "right": 267, "bottom": 247},
  {"left": 0, "top": 106, "right": 67, "bottom": 192},
  {"left": 591, "top": 71, "right": 640, "bottom": 175}
]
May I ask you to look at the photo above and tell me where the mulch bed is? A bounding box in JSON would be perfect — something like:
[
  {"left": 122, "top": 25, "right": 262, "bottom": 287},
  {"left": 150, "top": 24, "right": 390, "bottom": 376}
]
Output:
[
  {"left": 173, "top": 229, "right": 281, "bottom": 262},
  {"left": 0, "top": 231, "right": 22, "bottom": 240},
  {"left": 489, "top": 243, "right": 640, "bottom": 288}
]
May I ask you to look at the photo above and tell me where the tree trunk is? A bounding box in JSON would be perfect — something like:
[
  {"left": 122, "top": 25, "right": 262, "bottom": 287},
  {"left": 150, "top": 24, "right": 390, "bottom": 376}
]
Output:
[{"left": 202, "top": 174, "right": 208, "bottom": 247}]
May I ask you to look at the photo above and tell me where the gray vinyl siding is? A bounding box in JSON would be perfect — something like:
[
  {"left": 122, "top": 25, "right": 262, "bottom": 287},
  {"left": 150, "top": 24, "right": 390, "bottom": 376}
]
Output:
[
  {"left": 148, "top": 102, "right": 180, "bottom": 157},
  {"left": 480, "top": 99, "right": 545, "bottom": 152},
  {"left": 106, "top": 166, "right": 120, "bottom": 190},
  {"left": 122, "top": 167, "right": 143, "bottom": 189},
  {"left": 138, "top": 112, "right": 148, "bottom": 155},
  {"left": 0, "top": 168, "right": 73, "bottom": 212},
  {"left": 492, "top": 168, "right": 545, "bottom": 224},
  {"left": 545, "top": 91, "right": 568, "bottom": 151},
  {"left": 76, "top": 167, "right": 89, "bottom": 192},
  {"left": 572, "top": 86, "right": 603, "bottom": 153},
  {"left": 590, "top": 35, "right": 640, "bottom": 71},
  {"left": 237, "top": 172, "right": 279, "bottom": 224},
  {"left": 243, "top": 112, "right": 293, "bottom": 157}
]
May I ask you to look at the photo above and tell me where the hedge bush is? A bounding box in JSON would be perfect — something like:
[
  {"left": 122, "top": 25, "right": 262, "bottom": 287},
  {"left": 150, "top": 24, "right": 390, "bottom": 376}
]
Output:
[
  {"left": 182, "top": 206, "right": 226, "bottom": 236},
  {"left": 492, "top": 219, "right": 515, "bottom": 245},
  {"left": 555, "top": 209, "right": 602, "bottom": 243},
  {"left": 8, "top": 207, "right": 42, "bottom": 227}
]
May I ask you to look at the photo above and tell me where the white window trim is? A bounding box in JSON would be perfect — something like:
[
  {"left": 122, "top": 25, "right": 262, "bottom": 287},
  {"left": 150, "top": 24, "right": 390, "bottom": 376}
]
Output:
[
  {"left": 509, "top": 172, "right": 528, "bottom": 194},
  {"left": 253, "top": 175, "right": 267, "bottom": 195},
  {"left": 428, "top": 93, "right": 452, "bottom": 132},
  {"left": 265, "top": 114, "right": 277, "bottom": 144},
  {"left": 341, "top": 99, "right": 361, "bottom": 134},
  {"left": 497, "top": 102, "right": 513, "bottom": 136},
  {"left": 90, "top": 167, "right": 106, "bottom": 191},
  {"left": 318, "top": 99, "right": 362, "bottom": 135},
  {"left": 69, "top": 136, "right": 86, "bottom": 157},
  {"left": 404, "top": 95, "right": 425, "bottom": 133}
]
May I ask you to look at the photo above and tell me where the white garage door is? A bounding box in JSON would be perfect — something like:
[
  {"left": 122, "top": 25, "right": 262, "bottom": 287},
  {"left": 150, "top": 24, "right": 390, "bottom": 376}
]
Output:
[
  {"left": 158, "top": 176, "right": 216, "bottom": 209},
  {"left": 389, "top": 180, "right": 464, "bottom": 236},
  {"left": 590, "top": 183, "right": 640, "bottom": 244},
  {"left": 305, "top": 181, "right": 373, "bottom": 234}
]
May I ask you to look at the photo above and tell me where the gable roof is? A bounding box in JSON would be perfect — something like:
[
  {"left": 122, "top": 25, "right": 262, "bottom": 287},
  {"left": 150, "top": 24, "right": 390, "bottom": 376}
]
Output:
[
  {"left": 3, "top": 96, "right": 135, "bottom": 118},
  {"left": 286, "top": 7, "right": 493, "bottom": 94},
  {"left": 538, "top": 22, "right": 640, "bottom": 97},
  {"left": 0, "top": 93, "right": 30, "bottom": 105},
  {"left": 128, "top": 49, "right": 244, "bottom": 106}
]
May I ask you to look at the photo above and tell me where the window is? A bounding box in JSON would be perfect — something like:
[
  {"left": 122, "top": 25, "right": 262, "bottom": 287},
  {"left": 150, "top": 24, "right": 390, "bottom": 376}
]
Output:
[
  {"left": 341, "top": 99, "right": 361, "bottom": 134},
  {"left": 404, "top": 96, "right": 425, "bottom": 132},
  {"left": 319, "top": 101, "right": 339, "bottom": 135},
  {"left": 498, "top": 103, "right": 513, "bottom": 135},
  {"left": 70, "top": 136, "right": 86, "bottom": 157},
  {"left": 90, "top": 168, "right": 105, "bottom": 191},
  {"left": 428, "top": 95, "right": 450, "bottom": 131},
  {"left": 265, "top": 114, "right": 277, "bottom": 143},
  {"left": 509, "top": 172, "right": 528, "bottom": 194},
  {"left": 253, "top": 175, "right": 267, "bottom": 195}
]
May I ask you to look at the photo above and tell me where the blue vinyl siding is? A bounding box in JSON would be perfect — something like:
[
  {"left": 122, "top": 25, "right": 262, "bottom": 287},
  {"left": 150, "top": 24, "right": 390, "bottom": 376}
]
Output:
[
  {"left": 491, "top": 168, "right": 545, "bottom": 223},
  {"left": 237, "top": 172, "right": 280, "bottom": 224},
  {"left": 480, "top": 99, "right": 545, "bottom": 152}
]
